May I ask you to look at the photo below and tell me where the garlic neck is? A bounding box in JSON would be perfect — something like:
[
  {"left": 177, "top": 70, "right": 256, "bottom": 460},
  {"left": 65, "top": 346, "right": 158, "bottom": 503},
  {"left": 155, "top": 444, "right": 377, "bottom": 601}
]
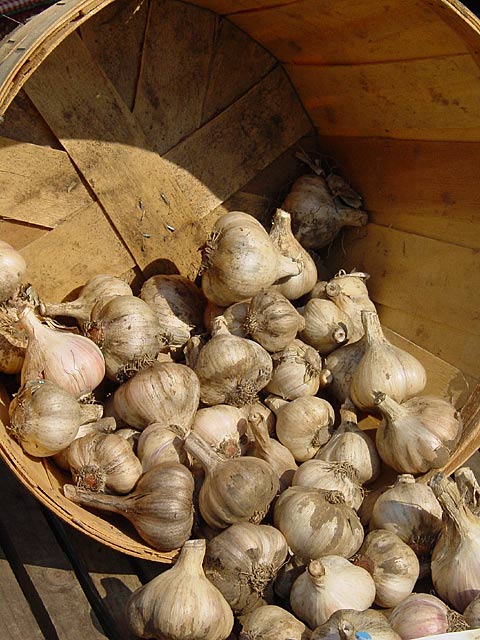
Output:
[
  {"left": 375, "top": 392, "right": 407, "bottom": 420},
  {"left": 307, "top": 559, "right": 326, "bottom": 587},
  {"left": 210, "top": 315, "right": 231, "bottom": 337},
  {"left": 174, "top": 539, "right": 206, "bottom": 574},
  {"left": 184, "top": 431, "right": 223, "bottom": 473},
  {"left": 264, "top": 395, "right": 288, "bottom": 415},
  {"left": 248, "top": 412, "right": 272, "bottom": 456},
  {"left": 361, "top": 310, "right": 387, "bottom": 346},
  {"left": 336, "top": 207, "right": 368, "bottom": 227},
  {"left": 63, "top": 484, "right": 125, "bottom": 513}
]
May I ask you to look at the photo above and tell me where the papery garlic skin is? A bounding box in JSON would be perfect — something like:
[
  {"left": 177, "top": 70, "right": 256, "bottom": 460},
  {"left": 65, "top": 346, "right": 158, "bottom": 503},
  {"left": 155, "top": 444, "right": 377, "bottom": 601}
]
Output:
[
  {"left": 353, "top": 529, "right": 420, "bottom": 608},
  {"left": 311, "top": 608, "right": 401, "bottom": 640},
  {"left": 126, "top": 539, "right": 234, "bottom": 640},
  {"left": 464, "top": 594, "right": 480, "bottom": 628},
  {"left": 0, "top": 240, "right": 26, "bottom": 302},
  {"left": 324, "top": 336, "right": 366, "bottom": 404},
  {"left": 388, "top": 593, "right": 453, "bottom": 640},
  {"left": 266, "top": 339, "right": 324, "bottom": 400},
  {"left": 239, "top": 605, "right": 310, "bottom": 640},
  {"left": 52, "top": 416, "right": 117, "bottom": 471},
  {"left": 192, "top": 404, "right": 248, "bottom": 458},
  {"left": 290, "top": 555, "right": 376, "bottom": 629},
  {"left": 204, "top": 522, "right": 288, "bottom": 614},
  {"left": 299, "top": 298, "right": 353, "bottom": 355},
  {"left": 137, "top": 423, "right": 189, "bottom": 472},
  {"left": 18, "top": 306, "right": 105, "bottom": 399},
  {"left": 293, "top": 459, "right": 364, "bottom": 511}
]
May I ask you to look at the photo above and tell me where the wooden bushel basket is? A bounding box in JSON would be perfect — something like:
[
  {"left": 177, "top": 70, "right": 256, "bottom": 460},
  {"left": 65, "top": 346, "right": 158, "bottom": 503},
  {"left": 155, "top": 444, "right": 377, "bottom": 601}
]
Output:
[{"left": 0, "top": 0, "right": 479, "bottom": 562}]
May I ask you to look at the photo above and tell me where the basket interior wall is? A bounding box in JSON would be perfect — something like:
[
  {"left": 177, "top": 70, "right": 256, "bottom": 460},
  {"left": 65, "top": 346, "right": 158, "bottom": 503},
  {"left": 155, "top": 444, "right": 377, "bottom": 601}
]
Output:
[{"left": 0, "top": 0, "right": 479, "bottom": 558}]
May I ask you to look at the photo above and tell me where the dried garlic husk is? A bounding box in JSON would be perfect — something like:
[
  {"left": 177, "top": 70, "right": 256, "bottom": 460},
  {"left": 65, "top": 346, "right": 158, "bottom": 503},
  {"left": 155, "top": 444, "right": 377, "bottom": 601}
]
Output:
[
  {"left": 194, "top": 316, "right": 272, "bottom": 407},
  {"left": 375, "top": 393, "right": 462, "bottom": 475},
  {"left": 290, "top": 555, "right": 376, "bottom": 629},
  {"left": 239, "top": 605, "right": 310, "bottom": 640},
  {"left": 281, "top": 174, "right": 367, "bottom": 250},
  {"left": 113, "top": 361, "right": 200, "bottom": 432},
  {"left": 185, "top": 431, "right": 279, "bottom": 529},
  {"left": 126, "top": 539, "right": 234, "bottom": 640},
  {"left": 293, "top": 459, "right": 364, "bottom": 511},
  {"left": 67, "top": 431, "right": 142, "bottom": 494},
  {"left": 201, "top": 211, "right": 300, "bottom": 307},
  {"left": 350, "top": 311, "right": 427, "bottom": 412},
  {"left": 246, "top": 411, "right": 297, "bottom": 493},
  {"left": 192, "top": 404, "right": 248, "bottom": 458},
  {"left": 39, "top": 274, "right": 132, "bottom": 327},
  {"left": 274, "top": 485, "right": 364, "bottom": 562},
  {"left": 311, "top": 608, "right": 401, "bottom": 640},
  {"left": 265, "top": 395, "right": 334, "bottom": 462},
  {"left": 269, "top": 208, "right": 318, "bottom": 300},
  {"left": 429, "top": 472, "right": 480, "bottom": 612},
  {"left": 353, "top": 529, "right": 420, "bottom": 608},
  {"left": 245, "top": 289, "right": 305, "bottom": 353},
  {"left": 315, "top": 399, "right": 381, "bottom": 485},
  {"left": 65, "top": 462, "right": 194, "bottom": 551},
  {"left": 370, "top": 474, "right": 443, "bottom": 560},
  {"left": 204, "top": 522, "right": 288, "bottom": 614},
  {"left": 265, "top": 339, "right": 325, "bottom": 400},
  {"left": 298, "top": 298, "right": 353, "bottom": 355}
]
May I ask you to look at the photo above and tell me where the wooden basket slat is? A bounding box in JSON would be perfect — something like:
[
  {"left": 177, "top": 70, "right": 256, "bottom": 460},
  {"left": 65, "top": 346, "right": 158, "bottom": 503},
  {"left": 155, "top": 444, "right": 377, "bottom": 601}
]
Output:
[
  {"left": 0, "top": 136, "right": 93, "bottom": 228},
  {"left": 20, "top": 202, "right": 135, "bottom": 301},
  {"left": 164, "top": 66, "right": 313, "bottom": 220},
  {"left": 288, "top": 55, "right": 480, "bottom": 142},
  {"left": 0, "top": 221, "right": 47, "bottom": 251},
  {"left": 80, "top": 0, "right": 150, "bottom": 112},
  {"left": 227, "top": 0, "right": 472, "bottom": 64},
  {"left": 316, "top": 135, "right": 480, "bottom": 250},
  {"left": 0, "top": 90, "right": 62, "bottom": 148},
  {"left": 133, "top": 0, "right": 218, "bottom": 155}
]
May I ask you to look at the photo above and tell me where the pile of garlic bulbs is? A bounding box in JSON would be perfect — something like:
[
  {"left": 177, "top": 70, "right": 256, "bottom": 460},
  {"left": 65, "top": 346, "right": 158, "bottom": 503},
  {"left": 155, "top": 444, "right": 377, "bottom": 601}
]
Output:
[{"left": 0, "top": 172, "right": 478, "bottom": 640}]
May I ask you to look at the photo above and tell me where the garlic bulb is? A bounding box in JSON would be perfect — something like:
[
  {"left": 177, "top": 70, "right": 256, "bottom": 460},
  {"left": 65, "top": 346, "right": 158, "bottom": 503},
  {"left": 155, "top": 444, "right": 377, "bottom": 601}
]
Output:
[
  {"left": 67, "top": 431, "right": 142, "bottom": 494},
  {"left": 325, "top": 271, "right": 377, "bottom": 343},
  {"left": 350, "top": 311, "right": 427, "bottom": 412},
  {"left": 201, "top": 211, "right": 300, "bottom": 307},
  {"left": 290, "top": 555, "right": 376, "bottom": 629},
  {"left": 265, "top": 395, "right": 334, "bottom": 462},
  {"left": 18, "top": 306, "right": 105, "bottom": 399},
  {"left": 281, "top": 173, "right": 368, "bottom": 250},
  {"left": 136, "top": 423, "right": 188, "bottom": 472},
  {"left": 113, "top": 361, "right": 200, "bottom": 432},
  {"left": 274, "top": 554, "right": 306, "bottom": 602},
  {"left": 265, "top": 339, "right": 325, "bottom": 400},
  {"left": 52, "top": 416, "right": 117, "bottom": 471},
  {"left": 375, "top": 393, "right": 462, "bottom": 475},
  {"left": 0, "top": 325, "right": 25, "bottom": 374},
  {"left": 388, "top": 593, "right": 467, "bottom": 640},
  {"left": 455, "top": 467, "right": 480, "bottom": 516},
  {"left": 39, "top": 274, "right": 132, "bottom": 326},
  {"left": 184, "top": 431, "right": 279, "bottom": 529},
  {"left": 194, "top": 316, "right": 272, "bottom": 407},
  {"left": 239, "top": 605, "right": 310, "bottom": 640},
  {"left": 311, "top": 609, "right": 401, "bottom": 640},
  {"left": 244, "top": 289, "right": 305, "bottom": 353},
  {"left": 463, "top": 594, "right": 480, "bottom": 628},
  {"left": 222, "top": 300, "right": 250, "bottom": 337},
  {"left": 241, "top": 401, "right": 276, "bottom": 439},
  {"left": 0, "top": 240, "right": 26, "bottom": 302},
  {"left": 274, "top": 485, "right": 364, "bottom": 561},
  {"left": 192, "top": 404, "right": 248, "bottom": 458},
  {"left": 269, "top": 208, "right": 318, "bottom": 300},
  {"left": 140, "top": 274, "right": 206, "bottom": 355},
  {"left": 64, "top": 462, "right": 194, "bottom": 551},
  {"left": 126, "top": 539, "right": 234, "bottom": 640},
  {"left": 353, "top": 529, "right": 420, "bottom": 608},
  {"left": 299, "top": 298, "right": 353, "bottom": 355},
  {"left": 86, "top": 294, "right": 165, "bottom": 381},
  {"left": 247, "top": 411, "right": 297, "bottom": 493},
  {"left": 324, "top": 337, "right": 366, "bottom": 404},
  {"left": 8, "top": 379, "right": 99, "bottom": 457},
  {"left": 369, "top": 474, "right": 443, "bottom": 559},
  {"left": 429, "top": 472, "right": 480, "bottom": 612},
  {"left": 204, "top": 522, "right": 288, "bottom": 614},
  {"left": 293, "top": 459, "right": 364, "bottom": 511},
  {"left": 315, "top": 399, "right": 381, "bottom": 485}
]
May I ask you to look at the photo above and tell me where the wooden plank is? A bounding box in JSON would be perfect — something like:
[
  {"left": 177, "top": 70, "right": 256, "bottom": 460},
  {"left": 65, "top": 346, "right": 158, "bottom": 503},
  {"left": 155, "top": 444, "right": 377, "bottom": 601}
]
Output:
[
  {"left": 326, "top": 223, "right": 480, "bottom": 340},
  {"left": 287, "top": 54, "right": 480, "bottom": 141},
  {"left": 0, "top": 136, "right": 94, "bottom": 228},
  {"left": 0, "top": 460, "right": 107, "bottom": 640},
  {"left": 20, "top": 202, "right": 135, "bottom": 301},
  {"left": 24, "top": 31, "right": 199, "bottom": 277},
  {"left": 191, "top": 0, "right": 294, "bottom": 14},
  {"left": 0, "top": 220, "right": 47, "bottom": 250},
  {"left": 133, "top": 0, "right": 217, "bottom": 155},
  {"left": 316, "top": 135, "right": 480, "bottom": 249},
  {"left": 228, "top": 0, "right": 471, "bottom": 64},
  {"left": 81, "top": 0, "right": 150, "bottom": 111},
  {"left": 200, "top": 17, "right": 276, "bottom": 123},
  {"left": 164, "top": 66, "right": 313, "bottom": 220},
  {"left": 0, "top": 90, "right": 62, "bottom": 148},
  {"left": 377, "top": 303, "right": 480, "bottom": 383},
  {"left": 0, "top": 543, "right": 44, "bottom": 639}
]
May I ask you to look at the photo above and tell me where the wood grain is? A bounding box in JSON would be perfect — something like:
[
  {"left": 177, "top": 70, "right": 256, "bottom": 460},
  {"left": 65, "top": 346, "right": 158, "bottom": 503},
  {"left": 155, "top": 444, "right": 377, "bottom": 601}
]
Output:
[
  {"left": 316, "top": 135, "right": 480, "bottom": 249},
  {"left": 0, "top": 90, "right": 61, "bottom": 148},
  {"left": 133, "top": 0, "right": 217, "bottom": 154},
  {"left": 81, "top": 0, "right": 150, "bottom": 111},
  {"left": 0, "top": 136, "right": 93, "bottom": 228},
  {"left": 288, "top": 54, "right": 480, "bottom": 141},
  {"left": 0, "top": 220, "right": 47, "bottom": 250}
]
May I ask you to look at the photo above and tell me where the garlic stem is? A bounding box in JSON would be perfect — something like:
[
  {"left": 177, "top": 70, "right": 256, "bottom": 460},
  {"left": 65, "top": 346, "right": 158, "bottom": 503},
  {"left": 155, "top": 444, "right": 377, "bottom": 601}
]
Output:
[
  {"left": 184, "top": 431, "right": 223, "bottom": 472},
  {"left": 64, "top": 484, "right": 123, "bottom": 514},
  {"left": 248, "top": 413, "right": 271, "bottom": 455},
  {"left": 308, "top": 559, "right": 326, "bottom": 584},
  {"left": 374, "top": 392, "right": 407, "bottom": 420},
  {"left": 173, "top": 538, "right": 206, "bottom": 575},
  {"left": 362, "top": 310, "right": 388, "bottom": 346}
]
